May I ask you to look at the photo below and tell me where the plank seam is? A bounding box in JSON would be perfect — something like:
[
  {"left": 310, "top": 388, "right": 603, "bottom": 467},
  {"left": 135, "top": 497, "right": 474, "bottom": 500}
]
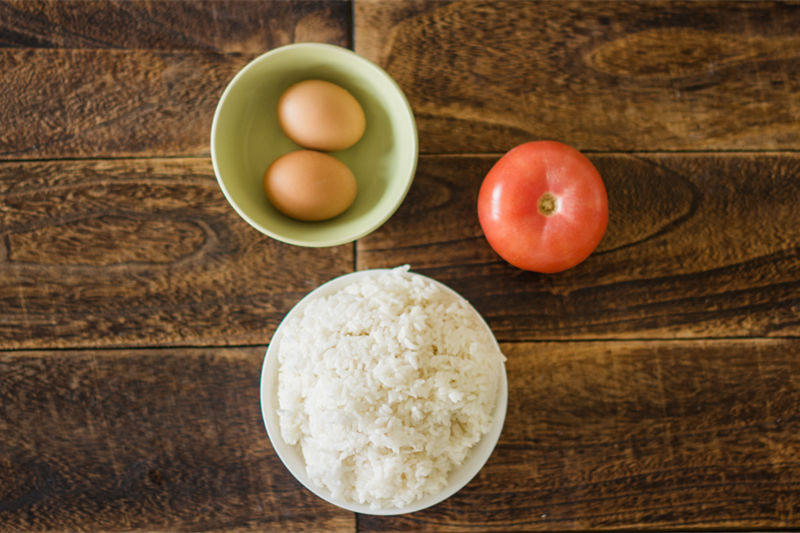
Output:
[
  {"left": 348, "top": 0, "right": 355, "bottom": 52},
  {"left": 0, "top": 155, "right": 212, "bottom": 163},
  {"left": 412, "top": 150, "right": 800, "bottom": 157},
  {"left": 1, "top": 336, "right": 797, "bottom": 354},
  {"left": 2, "top": 150, "right": 800, "bottom": 164}
]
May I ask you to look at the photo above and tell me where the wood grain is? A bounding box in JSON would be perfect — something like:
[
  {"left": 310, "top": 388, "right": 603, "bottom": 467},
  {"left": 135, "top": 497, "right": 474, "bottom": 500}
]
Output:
[
  {"left": 5, "top": 341, "right": 797, "bottom": 532},
  {"left": 0, "top": 159, "right": 352, "bottom": 349},
  {"left": 357, "top": 153, "right": 800, "bottom": 341},
  {"left": 0, "top": 347, "right": 354, "bottom": 532},
  {"left": 0, "top": 0, "right": 349, "bottom": 159},
  {"left": 0, "top": 0, "right": 346, "bottom": 52},
  {"left": 359, "top": 339, "right": 800, "bottom": 531},
  {"left": 354, "top": 0, "right": 800, "bottom": 153}
]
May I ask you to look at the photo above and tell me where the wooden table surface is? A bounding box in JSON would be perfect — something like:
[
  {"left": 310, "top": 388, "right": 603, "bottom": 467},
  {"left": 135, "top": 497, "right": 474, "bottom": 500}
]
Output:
[{"left": 1, "top": 1, "right": 799, "bottom": 531}]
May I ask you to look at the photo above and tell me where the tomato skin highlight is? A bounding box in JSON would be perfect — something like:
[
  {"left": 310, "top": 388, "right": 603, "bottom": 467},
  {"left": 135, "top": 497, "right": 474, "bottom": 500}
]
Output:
[{"left": 477, "top": 141, "right": 608, "bottom": 273}]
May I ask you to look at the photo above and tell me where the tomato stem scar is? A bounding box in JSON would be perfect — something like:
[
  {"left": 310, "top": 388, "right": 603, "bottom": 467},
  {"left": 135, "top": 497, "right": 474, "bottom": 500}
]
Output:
[{"left": 538, "top": 192, "right": 558, "bottom": 216}]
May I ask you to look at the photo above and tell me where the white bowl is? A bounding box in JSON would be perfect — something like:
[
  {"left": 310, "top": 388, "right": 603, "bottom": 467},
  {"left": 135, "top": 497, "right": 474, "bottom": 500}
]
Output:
[{"left": 259, "top": 269, "right": 508, "bottom": 515}]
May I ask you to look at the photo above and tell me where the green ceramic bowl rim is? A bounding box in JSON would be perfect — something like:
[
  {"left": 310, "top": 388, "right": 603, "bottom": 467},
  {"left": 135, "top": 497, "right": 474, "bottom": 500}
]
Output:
[{"left": 210, "top": 42, "right": 419, "bottom": 248}]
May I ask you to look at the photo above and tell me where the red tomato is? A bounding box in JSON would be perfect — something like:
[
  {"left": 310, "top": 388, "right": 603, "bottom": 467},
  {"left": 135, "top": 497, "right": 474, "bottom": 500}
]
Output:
[{"left": 477, "top": 141, "right": 608, "bottom": 273}]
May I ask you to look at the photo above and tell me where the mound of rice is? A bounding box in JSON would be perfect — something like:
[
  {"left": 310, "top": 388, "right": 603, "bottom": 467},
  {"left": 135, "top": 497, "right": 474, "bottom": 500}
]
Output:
[{"left": 276, "top": 266, "right": 505, "bottom": 509}]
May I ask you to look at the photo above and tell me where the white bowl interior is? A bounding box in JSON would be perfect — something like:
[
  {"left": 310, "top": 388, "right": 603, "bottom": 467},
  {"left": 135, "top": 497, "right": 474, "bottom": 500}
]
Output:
[{"left": 260, "top": 269, "right": 508, "bottom": 515}]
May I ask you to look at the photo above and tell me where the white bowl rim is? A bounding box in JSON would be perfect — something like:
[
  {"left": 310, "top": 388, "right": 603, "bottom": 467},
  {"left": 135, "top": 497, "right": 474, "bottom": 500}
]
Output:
[
  {"left": 210, "top": 42, "right": 419, "bottom": 248},
  {"left": 260, "top": 268, "right": 508, "bottom": 515}
]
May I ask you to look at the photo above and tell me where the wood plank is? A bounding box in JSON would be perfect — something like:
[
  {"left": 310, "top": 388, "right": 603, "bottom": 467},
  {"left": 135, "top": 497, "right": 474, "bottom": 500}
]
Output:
[
  {"left": 357, "top": 153, "right": 800, "bottom": 340},
  {"left": 359, "top": 339, "right": 800, "bottom": 531},
  {"left": 0, "top": 0, "right": 346, "bottom": 52},
  {"left": 6, "top": 341, "right": 796, "bottom": 532},
  {"left": 0, "top": 159, "right": 352, "bottom": 349},
  {"left": 0, "top": 0, "right": 349, "bottom": 159},
  {"left": 354, "top": 0, "right": 800, "bottom": 153},
  {"left": 0, "top": 347, "right": 355, "bottom": 532}
]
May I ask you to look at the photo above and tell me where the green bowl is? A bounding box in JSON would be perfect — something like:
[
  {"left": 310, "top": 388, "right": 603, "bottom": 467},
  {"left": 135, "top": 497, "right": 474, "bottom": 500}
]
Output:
[{"left": 210, "top": 43, "right": 418, "bottom": 247}]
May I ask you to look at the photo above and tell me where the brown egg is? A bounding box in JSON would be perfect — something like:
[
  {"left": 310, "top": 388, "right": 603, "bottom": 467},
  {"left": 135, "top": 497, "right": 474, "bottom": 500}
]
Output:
[
  {"left": 277, "top": 80, "right": 366, "bottom": 152},
  {"left": 263, "top": 150, "right": 357, "bottom": 222}
]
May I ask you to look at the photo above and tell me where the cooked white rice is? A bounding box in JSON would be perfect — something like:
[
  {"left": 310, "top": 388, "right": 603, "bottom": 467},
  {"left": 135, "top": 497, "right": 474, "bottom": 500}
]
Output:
[{"left": 276, "top": 266, "right": 505, "bottom": 509}]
